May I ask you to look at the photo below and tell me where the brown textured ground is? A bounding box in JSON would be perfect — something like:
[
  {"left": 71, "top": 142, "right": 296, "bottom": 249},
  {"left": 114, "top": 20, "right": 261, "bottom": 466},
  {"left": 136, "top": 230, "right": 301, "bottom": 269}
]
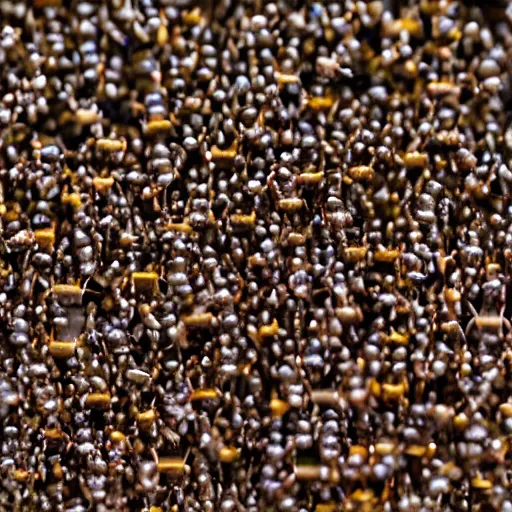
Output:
[{"left": 1, "top": 0, "right": 512, "bottom": 511}]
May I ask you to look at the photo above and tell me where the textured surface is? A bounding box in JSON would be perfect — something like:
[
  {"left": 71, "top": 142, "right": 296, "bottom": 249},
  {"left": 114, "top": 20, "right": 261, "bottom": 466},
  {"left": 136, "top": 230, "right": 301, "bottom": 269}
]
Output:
[{"left": 1, "top": 0, "right": 512, "bottom": 511}]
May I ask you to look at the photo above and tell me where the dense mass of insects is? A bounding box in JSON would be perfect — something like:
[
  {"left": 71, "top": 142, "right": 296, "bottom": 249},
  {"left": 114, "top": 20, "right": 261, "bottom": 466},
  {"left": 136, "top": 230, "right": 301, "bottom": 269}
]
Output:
[{"left": 3, "top": 0, "right": 512, "bottom": 510}]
